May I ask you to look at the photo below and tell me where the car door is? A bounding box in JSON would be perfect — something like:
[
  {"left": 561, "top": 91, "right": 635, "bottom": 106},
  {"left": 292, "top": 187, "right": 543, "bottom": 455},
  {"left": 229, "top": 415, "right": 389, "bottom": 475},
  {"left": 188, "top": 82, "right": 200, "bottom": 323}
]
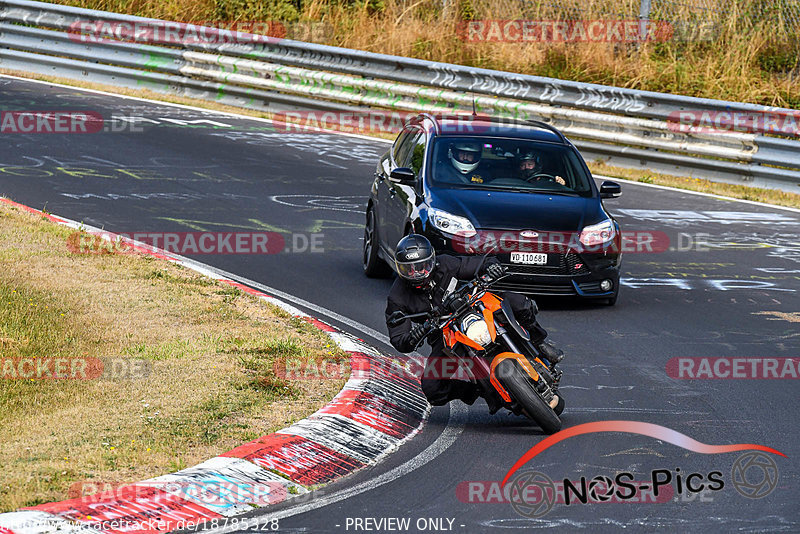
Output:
[
  {"left": 384, "top": 127, "right": 425, "bottom": 250},
  {"left": 376, "top": 128, "right": 412, "bottom": 253}
]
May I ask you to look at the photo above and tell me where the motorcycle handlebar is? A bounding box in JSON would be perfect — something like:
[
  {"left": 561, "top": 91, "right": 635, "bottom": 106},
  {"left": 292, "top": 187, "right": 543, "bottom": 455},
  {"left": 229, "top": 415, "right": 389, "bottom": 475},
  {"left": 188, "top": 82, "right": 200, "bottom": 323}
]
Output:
[{"left": 388, "top": 272, "right": 510, "bottom": 340}]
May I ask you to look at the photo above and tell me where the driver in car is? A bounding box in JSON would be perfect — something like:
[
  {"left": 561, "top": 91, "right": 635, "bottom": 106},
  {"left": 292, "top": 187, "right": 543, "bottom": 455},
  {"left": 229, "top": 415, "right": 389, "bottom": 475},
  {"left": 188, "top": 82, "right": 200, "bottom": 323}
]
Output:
[
  {"left": 517, "top": 149, "right": 566, "bottom": 186},
  {"left": 437, "top": 142, "right": 488, "bottom": 185},
  {"left": 385, "top": 234, "right": 564, "bottom": 409}
]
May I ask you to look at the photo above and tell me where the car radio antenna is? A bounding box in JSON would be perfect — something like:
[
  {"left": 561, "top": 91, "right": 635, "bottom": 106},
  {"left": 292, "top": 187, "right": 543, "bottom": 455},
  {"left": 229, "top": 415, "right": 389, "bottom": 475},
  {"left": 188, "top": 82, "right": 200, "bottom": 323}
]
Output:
[{"left": 471, "top": 93, "right": 477, "bottom": 117}]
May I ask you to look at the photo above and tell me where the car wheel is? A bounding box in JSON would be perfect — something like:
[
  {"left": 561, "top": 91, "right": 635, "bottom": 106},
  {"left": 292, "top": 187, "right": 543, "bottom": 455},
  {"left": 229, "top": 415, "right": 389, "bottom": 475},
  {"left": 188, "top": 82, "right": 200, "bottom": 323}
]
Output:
[{"left": 363, "top": 208, "right": 392, "bottom": 278}]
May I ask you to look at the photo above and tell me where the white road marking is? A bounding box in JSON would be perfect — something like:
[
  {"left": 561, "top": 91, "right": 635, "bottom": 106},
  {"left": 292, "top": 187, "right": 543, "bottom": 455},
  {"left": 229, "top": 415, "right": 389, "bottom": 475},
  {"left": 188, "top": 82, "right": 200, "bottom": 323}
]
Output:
[
  {"left": 3, "top": 74, "right": 796, "bottom": 213},
  {"left": 201, "top": 402, "right": 468, "bottom": 533},
  {"left": 0, "top": 74, "right": 393, "bottom": 146}
]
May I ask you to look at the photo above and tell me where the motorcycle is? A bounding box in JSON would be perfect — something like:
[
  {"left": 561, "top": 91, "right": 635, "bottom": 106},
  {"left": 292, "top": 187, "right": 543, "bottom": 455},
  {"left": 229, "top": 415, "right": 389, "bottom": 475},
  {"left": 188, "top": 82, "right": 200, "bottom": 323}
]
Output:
[{"left": 388, "top": 270, "right": 565, "bottom": 434}]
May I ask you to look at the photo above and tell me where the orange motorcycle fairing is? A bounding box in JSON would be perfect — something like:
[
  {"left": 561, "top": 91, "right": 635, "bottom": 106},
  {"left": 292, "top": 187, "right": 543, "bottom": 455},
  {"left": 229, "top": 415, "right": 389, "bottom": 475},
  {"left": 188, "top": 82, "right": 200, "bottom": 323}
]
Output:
[
  {"left": 489, "top": 351, "right": 541, "bottom": 403},
  {"left": 479, "top": 292, "right": 502, "bottom": 341},
  {"left": 443, "top": 322, "right": 485, "bottom": 351}
]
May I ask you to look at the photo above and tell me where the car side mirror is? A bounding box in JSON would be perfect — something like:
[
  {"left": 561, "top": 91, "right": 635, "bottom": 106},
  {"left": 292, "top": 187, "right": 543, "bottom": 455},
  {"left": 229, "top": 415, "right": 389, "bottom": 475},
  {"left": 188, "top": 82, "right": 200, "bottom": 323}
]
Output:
[
  {"left": 600, "top": 181, "right": 622, "bottom": 199},
  {"left": 389, "top": 167, "right": 416, "bottom": 185}
]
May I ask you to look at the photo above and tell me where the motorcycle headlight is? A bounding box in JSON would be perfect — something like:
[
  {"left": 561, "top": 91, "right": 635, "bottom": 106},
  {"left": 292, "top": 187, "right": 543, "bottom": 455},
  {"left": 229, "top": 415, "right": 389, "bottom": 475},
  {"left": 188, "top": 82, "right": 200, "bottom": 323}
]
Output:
[
  {"left": 429, "top": 208, "right": 477, "bottom": 238},
  {"left": 460, "top": 313, "right": 492, "bottom": 347},
  {"left": 579, "top": 219, "right": 616, "bottom": 247}
]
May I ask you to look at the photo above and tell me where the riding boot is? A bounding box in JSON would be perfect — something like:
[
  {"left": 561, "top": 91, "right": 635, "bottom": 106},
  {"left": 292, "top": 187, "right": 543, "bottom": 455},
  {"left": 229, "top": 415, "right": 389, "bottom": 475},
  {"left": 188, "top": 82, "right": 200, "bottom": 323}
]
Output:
[{"left": 535, "top": 339, "right": 564, "bottom": 365}]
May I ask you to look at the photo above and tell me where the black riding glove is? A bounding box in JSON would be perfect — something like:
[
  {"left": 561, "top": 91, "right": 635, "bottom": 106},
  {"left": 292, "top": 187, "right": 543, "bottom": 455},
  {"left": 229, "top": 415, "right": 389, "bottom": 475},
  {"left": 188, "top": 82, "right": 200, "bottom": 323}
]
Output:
[
  {"left": 408, "top": 322, "right": 428, "bottom": 348},
  {"left": 484, "top": 263, "right": 506, "bottom": 282}
]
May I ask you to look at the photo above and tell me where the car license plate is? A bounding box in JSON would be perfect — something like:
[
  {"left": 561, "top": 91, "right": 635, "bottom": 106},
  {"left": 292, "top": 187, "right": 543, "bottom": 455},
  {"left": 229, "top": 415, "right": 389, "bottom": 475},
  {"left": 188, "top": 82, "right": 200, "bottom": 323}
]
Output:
[{"left": 510, "top": 252, "right": 548, "bottom": 265}]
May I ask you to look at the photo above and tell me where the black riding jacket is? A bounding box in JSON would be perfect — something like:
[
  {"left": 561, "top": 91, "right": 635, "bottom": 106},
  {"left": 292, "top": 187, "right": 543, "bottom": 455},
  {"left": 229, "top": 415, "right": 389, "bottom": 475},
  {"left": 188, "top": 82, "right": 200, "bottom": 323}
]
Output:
[{"left": 386, "top": 254, "right": 498, "bottom": 353}]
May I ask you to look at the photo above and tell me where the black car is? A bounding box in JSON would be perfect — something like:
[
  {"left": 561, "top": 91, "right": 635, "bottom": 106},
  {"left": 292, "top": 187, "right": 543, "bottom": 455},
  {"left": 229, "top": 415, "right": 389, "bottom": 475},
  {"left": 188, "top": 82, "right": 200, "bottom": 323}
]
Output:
[{"left": 363, "top": 114, "right": 623, "bottom": 305}]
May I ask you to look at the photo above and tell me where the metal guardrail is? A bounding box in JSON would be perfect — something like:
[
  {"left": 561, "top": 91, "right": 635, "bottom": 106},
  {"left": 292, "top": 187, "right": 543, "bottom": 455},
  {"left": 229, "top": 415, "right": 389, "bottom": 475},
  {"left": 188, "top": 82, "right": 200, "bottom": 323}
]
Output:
[{"left": 1, "top": 0, "right": 799, "bottom": 191}]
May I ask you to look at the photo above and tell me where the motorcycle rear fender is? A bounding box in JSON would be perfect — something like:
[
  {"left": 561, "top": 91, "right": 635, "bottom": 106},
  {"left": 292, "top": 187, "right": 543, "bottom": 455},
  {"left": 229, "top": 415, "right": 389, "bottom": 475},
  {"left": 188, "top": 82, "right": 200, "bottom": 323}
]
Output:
[{"left": 489, "top": 351, "right": 540, "bottom": 403}]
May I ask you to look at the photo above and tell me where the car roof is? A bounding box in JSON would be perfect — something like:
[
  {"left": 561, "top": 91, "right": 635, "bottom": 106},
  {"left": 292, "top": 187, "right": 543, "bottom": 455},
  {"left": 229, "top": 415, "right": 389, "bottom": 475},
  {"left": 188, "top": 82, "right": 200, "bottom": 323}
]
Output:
[{"left": 411, "top": 114, "right": 567, "bottom": 144}]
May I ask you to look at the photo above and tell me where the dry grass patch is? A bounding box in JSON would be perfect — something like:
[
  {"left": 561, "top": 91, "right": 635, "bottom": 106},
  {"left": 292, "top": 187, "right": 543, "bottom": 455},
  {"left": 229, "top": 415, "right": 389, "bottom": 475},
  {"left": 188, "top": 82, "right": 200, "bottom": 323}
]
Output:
[
  {"left": 0, "top": 202, "right": 347, "bottom": 511},
  {"left": 45, "top": 0, "right": 800, "bottom": 108}
]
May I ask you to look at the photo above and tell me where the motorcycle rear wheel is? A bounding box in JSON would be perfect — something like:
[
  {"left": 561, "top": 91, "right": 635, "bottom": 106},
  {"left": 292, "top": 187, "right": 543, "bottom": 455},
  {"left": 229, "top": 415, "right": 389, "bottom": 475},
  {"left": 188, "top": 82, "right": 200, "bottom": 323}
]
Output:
[
  {"left": 553, "top": 393, "right": 565, "bottom": 416},
  {"left": 497, "top": 359, "right": 562, "bottom": 434}
]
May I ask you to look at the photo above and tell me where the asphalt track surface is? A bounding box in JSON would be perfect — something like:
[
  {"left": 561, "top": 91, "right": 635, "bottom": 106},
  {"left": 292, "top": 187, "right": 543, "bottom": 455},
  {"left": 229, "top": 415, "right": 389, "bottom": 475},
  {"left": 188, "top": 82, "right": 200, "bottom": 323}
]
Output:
[{"left": 1, "top": 76, "right": 799, "bottom": 533}]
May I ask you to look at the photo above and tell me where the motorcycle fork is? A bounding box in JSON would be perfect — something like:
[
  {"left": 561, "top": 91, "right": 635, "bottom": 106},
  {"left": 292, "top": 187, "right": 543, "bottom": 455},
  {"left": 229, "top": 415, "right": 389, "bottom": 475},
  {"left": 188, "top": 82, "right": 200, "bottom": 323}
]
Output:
[{"left": 493, "top": 325, "right": 556, "bottom": 403}]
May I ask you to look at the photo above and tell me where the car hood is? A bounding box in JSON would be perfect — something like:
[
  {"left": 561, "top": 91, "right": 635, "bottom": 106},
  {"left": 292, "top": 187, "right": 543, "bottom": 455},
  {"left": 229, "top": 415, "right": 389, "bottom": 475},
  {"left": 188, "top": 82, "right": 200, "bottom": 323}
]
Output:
[{"left": 428, "top": 187, "right": 603, "bottom": 232}]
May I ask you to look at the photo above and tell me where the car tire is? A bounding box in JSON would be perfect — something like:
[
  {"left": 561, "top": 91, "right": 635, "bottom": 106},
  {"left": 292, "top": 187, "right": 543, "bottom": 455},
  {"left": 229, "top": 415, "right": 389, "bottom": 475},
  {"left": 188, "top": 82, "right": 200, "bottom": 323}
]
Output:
[{"left": 363, "top": 208, "right": 392, "bottom": 278}]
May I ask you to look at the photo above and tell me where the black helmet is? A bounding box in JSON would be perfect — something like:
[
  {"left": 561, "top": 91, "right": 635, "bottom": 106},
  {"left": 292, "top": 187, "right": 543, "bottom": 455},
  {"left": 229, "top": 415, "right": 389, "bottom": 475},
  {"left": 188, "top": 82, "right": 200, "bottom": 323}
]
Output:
[
  {"left": 517, "top": 149, "right": 542, "bottom": 179},
  {"left": 394, "top": 234, "right": 436, "bottom": 286}
]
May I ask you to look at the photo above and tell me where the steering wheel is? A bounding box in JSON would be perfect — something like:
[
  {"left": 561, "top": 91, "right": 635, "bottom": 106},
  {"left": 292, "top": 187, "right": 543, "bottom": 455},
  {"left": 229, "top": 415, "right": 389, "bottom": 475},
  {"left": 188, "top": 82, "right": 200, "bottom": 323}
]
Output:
[{"left": 524, "top": 173, "right": 561, "bottom": 184}]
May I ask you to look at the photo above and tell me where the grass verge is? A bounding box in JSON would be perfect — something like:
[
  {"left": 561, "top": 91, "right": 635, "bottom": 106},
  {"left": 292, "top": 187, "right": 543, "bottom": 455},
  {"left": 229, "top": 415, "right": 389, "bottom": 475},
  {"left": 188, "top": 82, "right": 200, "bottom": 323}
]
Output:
[
  {"left": 588, "top": 161, "right": 800, "bottom": 209},
  {"left": 0, "top": 201, "right": 348, "bottom": 512}
]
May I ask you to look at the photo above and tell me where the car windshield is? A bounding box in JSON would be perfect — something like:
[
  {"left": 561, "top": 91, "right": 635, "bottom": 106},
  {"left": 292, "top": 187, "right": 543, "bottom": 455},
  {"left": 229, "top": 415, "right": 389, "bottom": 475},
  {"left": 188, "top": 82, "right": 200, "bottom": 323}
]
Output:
[{"left": 430, "top": 137, "right": 594, "bottom": 196}]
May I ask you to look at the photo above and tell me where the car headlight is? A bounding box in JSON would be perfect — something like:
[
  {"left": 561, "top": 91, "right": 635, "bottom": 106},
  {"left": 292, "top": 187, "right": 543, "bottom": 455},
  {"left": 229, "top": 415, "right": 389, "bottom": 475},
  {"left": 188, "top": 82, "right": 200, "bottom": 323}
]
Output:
[
  {"left": 429, "top": 208, "right": 477, "bottom": 238},
  {"left": 579, "top": 219, "right": 616, "bottom": 247},
  {"left": 461, "top": 313, "right": 492, "bottom": 347}
]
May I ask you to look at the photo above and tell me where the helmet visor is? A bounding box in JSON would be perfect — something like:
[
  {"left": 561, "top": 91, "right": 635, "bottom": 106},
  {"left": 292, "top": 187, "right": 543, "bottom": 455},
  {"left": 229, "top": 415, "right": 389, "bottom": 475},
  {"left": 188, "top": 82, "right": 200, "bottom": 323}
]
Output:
[{"left": 395, "top": 252, "right": 436, "bottom": 282}]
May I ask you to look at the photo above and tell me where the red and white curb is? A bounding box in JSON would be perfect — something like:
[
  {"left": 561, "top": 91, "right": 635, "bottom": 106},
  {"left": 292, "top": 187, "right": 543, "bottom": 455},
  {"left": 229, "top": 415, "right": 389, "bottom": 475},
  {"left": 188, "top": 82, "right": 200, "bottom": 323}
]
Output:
[{"left": 0, "top": 197, "right": 430, "bottom": 534}]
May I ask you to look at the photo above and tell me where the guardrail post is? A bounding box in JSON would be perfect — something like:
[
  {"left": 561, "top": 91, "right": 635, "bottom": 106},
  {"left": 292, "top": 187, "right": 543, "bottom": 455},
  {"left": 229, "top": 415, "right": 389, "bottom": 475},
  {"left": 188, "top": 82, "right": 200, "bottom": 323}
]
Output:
[{"left": 639, "top": 0, "right": 652, "bottom": 41}]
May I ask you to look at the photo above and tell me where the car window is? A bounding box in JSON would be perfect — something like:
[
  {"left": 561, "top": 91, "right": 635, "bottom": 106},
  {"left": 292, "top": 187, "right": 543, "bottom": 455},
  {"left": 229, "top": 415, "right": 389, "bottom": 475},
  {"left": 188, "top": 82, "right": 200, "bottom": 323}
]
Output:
[
  {"left": 407, "top": 132, "right": 426, "bottom": 175},
  {"left": 395, "top": 128, "right": 422, "bottom": 169},
  {"left": 429, "top": 137, "right": 593, "bottom": 196},
  {"left": 392, "top": 127, "right": 416, "bottom": 165}
]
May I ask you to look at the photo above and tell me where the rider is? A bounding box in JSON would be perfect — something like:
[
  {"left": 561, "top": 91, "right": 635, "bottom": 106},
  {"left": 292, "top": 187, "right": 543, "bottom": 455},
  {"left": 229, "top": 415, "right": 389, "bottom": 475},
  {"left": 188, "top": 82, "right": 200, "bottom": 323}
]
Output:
[
  {"left": 517, "top": 149, "right": 566, "bottom": 186},
  {"left": 385, "top": 234, "right": 564, "bottom": 408},
  {"left": 436, "top": 142, "right": 487, "bottom": 185}
]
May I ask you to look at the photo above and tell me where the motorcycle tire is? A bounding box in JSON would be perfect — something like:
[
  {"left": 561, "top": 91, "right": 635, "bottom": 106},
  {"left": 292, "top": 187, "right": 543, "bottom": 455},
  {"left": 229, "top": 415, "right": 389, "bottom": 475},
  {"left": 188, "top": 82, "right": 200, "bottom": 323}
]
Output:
[{"left": 497, "top": 359, "right": 562, "bottom": 434}]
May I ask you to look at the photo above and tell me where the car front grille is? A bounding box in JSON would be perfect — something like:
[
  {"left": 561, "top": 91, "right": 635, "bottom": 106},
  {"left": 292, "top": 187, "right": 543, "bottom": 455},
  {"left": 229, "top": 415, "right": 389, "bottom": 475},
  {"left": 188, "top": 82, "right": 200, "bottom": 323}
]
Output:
[
  {"left": 493, "top": 280, "right": 577, "bottom": 296},
  {"left": 501, "top": 252, "right": 589, "bottom": 276}
]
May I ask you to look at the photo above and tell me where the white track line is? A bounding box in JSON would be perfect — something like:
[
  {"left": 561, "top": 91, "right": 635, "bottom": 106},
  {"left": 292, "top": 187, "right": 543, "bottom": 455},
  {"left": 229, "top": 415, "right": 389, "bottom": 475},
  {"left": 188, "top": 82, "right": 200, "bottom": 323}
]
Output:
[
  {"left": 202, "top": 402, "right": 469, "bottom": 533},
  {"left": 174, "top": 255, "right": 401, "bottom": 350},
  {"left": 0, "top": 73, "right": 392, "bottom": 145}
]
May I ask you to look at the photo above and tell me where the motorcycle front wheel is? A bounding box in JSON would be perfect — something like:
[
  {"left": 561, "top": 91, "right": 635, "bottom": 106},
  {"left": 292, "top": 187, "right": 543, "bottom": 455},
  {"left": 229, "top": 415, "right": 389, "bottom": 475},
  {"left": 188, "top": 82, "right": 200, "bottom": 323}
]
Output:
[{"left": 496, "top": 359, "right": 562, "bottom": 434}]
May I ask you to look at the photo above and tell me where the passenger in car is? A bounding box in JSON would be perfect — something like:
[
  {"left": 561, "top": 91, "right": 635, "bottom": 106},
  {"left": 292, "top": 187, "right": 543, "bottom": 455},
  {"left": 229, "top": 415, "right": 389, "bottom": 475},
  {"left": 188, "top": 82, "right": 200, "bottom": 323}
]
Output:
[
  {"left": 436, "top": 142, "right": 491, "bottom": 185},
  {"left": 516, "top": 149, "right": 566, "bottom": 186}
]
